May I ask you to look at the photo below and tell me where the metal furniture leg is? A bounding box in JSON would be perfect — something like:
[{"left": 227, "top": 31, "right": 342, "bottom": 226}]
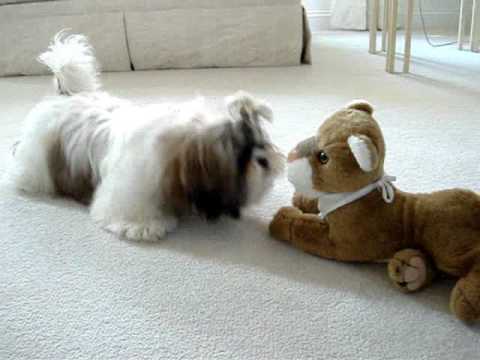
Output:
[
  {"left": 403, "top": 0, "right": 414, "bottom": 72},
  {"left": 458, "top": 0, "right": 466, "bottom": 50},
  {"left": 386, "top": 0, "right": 398, "bottom": 73},
  {"left": 381, "top": 0, "right": 389, "bottom": 52},
  {"left": 369, "top": 0, "right": 380, "bottom": 54},
  {"left": 471, "top": 0, "right": 478, "bottom": 52}
]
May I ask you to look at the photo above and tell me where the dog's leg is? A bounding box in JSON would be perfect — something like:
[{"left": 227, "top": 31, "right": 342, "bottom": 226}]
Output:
[
  {"left": 90, "top": 172, "right": 177, "bottom": 241},
  {"left": 103, "top": 216, "right": 178, "bottom": 242}
]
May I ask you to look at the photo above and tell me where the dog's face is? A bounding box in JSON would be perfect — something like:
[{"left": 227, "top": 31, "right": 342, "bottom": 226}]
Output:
[
  {"left": 165, "top": 92, "right": 284, "bottom": 220},
  {"left": 287, "top": 101, "right": 385, "bottom": 196}
]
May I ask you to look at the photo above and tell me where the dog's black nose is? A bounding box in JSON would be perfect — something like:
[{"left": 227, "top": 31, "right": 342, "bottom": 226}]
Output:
[{"left": 228, "top": 207, "right": 241, "bottom": 219}]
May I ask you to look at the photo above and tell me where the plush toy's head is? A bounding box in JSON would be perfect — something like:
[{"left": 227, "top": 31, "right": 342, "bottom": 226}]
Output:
[{"left": 288, "top": 100, "right": 386, "bottom": 195}]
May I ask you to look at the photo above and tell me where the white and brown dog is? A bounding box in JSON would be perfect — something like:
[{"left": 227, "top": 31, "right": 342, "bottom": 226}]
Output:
[{"left": 9, "top": 32, "right": 284, "bottom": 241}]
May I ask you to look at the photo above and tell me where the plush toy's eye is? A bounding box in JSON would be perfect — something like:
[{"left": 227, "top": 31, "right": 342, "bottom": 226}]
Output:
[{"left": 316, "top": 150, "right": 329, "bottom": 165}]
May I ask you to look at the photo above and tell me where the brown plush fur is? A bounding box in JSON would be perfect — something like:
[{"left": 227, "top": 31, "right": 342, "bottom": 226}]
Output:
[{"left": 270, "top": 101, "right": 480, "bottom": 322}]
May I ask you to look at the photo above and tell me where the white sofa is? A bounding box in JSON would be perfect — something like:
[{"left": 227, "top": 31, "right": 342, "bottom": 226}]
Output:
[{"left": 0, "top": 0, "right": 311, "bottom": 76}]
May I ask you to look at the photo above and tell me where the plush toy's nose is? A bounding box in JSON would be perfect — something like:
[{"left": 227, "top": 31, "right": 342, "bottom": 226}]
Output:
[
  {"left": 287, "top": 149, "right": 300, "bottom": 163},
  {"left": 288, "top": 136, "right": 317, "bottom": 163}
]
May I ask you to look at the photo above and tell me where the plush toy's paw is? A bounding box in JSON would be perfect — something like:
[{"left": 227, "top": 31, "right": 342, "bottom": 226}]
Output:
[
  {"left": 388, "top": 249, "right": 434, "bottom": 293},
  {"left": 450, "top": 267, "right": 480, "bottom": 322},
  {"left": 450, "top": 281, "right": 480, "bottom": 322},
  {"left": 269, "top": 206, "right": 302, "bottom": 242},
  {"left": 292, "top": 193, "right": 320, "bottom": 214}
]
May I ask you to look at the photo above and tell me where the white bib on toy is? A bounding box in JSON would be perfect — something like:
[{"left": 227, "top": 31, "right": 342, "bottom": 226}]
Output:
[{"left": 287, "top": 158, "right": 396, "bottom": 219}]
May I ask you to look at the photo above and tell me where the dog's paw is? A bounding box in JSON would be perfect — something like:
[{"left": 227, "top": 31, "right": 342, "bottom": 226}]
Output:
[
  {"left": 105, "top": 218, "right": 177, "bottom": 242},
  {"left": 388, "top": 249, "right": 433, "bottom": 292}
]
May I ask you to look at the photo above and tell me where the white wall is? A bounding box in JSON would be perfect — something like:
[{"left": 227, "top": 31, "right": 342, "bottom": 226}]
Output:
[
  {"left": 303, "top": 0, "right": 332, "bottom": 31},
  {"left": 303, "top": 0, "right": 332, "bottom": 11},
  {"left": 410, "top": 0, "right": 466, "bottom": 32},
  {"left": 304, "top": 0, "right": 463, "bottom": 33}
]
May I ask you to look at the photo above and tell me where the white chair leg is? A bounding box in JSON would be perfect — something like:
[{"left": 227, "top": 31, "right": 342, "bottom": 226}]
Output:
[
  {"left": 458, "top": 0, "right": 466, "bottom": 50},
  {"left": 386, "top": 0, "right": 398, "bottom": 73},
  {"left": 369, "top": 0, "right": 380, "bottom": 54},
  {"left": 382, "top": 0, "right": 389, "bottom": 52},
  {"left": 403, "top": 0, "right": 414, "bottom": 73},
  {"left": 471, "top": 0, "right": 478, "bottom": 52}
]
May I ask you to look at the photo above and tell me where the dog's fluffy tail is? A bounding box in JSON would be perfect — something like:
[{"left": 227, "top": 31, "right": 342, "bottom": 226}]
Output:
[{"left": 38, "top": 31, "right": 100, "bottom": 95}]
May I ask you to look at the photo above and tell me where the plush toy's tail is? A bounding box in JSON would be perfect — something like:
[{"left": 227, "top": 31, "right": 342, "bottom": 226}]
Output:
[{"left": 37, "top": 31, "right": 100, "bottom": 95}]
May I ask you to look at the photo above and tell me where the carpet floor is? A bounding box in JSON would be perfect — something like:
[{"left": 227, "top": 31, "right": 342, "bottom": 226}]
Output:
[{"left": 1, "top": 31, "right": 480, "bottom": 359}]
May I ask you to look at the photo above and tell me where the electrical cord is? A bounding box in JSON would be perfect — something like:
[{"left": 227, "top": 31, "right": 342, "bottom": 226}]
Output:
[{"left": 418, "top": 0, "right": 460, "bottom": 47}]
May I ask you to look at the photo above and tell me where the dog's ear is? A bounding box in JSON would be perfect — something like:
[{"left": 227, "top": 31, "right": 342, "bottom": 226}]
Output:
[
  {"left": 347, "top": 135, "right": 379, "bottom": 172},
  {"left": 226, "top": 92, "right": 273, "bottom": 171},
  {"left": 226, "top": 91, "right": 273, "bottom": 123},
  {"left": 180, "top": 133, "right": 245, "bottom": 221},
  {"left": 346, "top": 100, "right": 374, "bottom": 115}
]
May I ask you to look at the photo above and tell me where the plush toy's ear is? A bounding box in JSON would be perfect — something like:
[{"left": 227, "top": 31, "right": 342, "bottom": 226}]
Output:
[
  {"left": 347, "top": 135, "right": 379, "bottom": 172},
  {"left": 347, "top": 100, "right": 374, "bottom": 115}
]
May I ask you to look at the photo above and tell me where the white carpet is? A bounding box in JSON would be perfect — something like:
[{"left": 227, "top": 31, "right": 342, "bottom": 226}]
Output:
[{"left": 1, "top": 32, "right": 480, "bottom": 359}]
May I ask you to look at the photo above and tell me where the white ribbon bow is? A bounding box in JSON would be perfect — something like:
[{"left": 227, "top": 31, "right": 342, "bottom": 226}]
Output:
[
  {"left": 376, "top": 175, "right": 396, "bottom": 204},
  {"left": 316, "top": 174, "right": 397, "bottom": 219}
]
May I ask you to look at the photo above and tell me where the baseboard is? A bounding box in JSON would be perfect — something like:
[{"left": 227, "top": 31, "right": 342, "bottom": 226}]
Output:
[{"left": 307, "top": 9, "right": 460, "bottom": 33}]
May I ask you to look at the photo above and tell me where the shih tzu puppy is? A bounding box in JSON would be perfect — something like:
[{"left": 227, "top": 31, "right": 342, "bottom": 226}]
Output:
[{"left": 9, "top": 32, "right": 284, "bottom": 241}]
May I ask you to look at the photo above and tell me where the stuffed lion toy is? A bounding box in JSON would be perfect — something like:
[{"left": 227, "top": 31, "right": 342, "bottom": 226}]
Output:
[{"left": 270, "top": 100, "right": 480, "bottom": 322}]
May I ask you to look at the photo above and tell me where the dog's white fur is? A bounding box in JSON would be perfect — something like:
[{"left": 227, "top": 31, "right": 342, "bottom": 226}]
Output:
[
  {"left": 9, "top": 32, "right": 284, "bottom": 241},
  {"left": 38, "top": 31, "right": 100, "bottom": 95}
]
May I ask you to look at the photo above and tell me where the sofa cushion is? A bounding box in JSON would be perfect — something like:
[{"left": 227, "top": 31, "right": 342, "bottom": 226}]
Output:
[
  {"left": 0, "top": 0, "right": 309, "bottom": 74},
  {"left": 0, "top": 0, "right": 57, "bottom": 5},
  {"left": 0, "top": 0, "right": 302, "bottom": 19},
  {"left": 125, "top": 5, "right": 304, "bottom": 70},
  {"left": 0, "top": 13, "right": 131, "bottom": 76}
]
